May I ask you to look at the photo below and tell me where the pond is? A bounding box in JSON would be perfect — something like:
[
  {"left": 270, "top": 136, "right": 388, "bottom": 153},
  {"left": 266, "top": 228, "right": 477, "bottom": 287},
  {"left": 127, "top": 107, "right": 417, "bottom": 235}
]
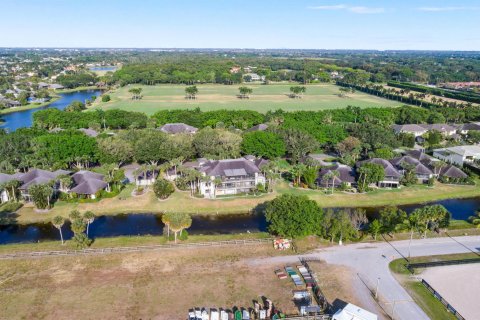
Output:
[
  {"left": 0, "top": 89, "right": 103, "bottom": 131},
  {"left": 0, "top": 196, "right": 479, "bottom": 245}
]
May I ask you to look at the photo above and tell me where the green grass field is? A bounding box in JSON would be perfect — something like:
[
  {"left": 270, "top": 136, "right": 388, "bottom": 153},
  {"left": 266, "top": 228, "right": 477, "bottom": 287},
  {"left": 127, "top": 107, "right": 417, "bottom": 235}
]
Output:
[{"left": 93, "top": 83, "right": 403, "bottom": 115}]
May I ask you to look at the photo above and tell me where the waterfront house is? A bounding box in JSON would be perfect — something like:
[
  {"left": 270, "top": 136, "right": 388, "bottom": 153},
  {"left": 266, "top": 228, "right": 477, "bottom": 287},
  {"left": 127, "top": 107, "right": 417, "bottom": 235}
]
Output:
[
  {"left": 70, "top": 171, "right": 107, "bottom": 199},
  {"left": 390, "top": 155, "right": 433, "bottom": 183},
  {"left": 194, "top": 157, "right": 268, "bottom": 198},
  {"left": 16, "top": 169, "right": 70, "bottom": 201},
  {"left": 316, "top": 164, "right": 356, "bottom": 188},
  {"left": 356, "top": 158, "right": 402, "bottom": 188}
]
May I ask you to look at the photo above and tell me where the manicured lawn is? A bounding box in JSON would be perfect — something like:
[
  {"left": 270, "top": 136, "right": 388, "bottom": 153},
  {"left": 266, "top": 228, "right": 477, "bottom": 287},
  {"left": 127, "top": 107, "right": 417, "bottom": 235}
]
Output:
[
  {"left": 92, "top": 83, "right": 403, "bottom": 115},
  {"left": 276, "top": 181, "right": 480, "bottom": 208},
  {"left": 10, "top": 180, "right": 480, "bottom": 225}
]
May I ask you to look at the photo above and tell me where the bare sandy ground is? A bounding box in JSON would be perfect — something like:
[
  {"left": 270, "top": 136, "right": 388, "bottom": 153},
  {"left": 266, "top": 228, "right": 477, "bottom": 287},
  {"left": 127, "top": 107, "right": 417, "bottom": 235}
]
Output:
[{"left": 421, "top": 264, "right": 480, "bottom": 320}]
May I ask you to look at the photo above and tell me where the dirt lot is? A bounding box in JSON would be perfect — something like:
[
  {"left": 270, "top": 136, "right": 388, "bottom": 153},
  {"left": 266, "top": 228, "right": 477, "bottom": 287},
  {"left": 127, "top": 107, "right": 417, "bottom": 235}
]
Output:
[
  {"left": 421, "top": 264, "right": 480, "bottom": 320},
  {"left": 0, "top": 244, "right": 360, "bottom": 320}
]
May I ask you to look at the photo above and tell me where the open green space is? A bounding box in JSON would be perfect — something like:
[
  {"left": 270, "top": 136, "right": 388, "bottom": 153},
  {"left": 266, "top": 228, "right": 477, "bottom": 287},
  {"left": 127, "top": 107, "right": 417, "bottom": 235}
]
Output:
[{"left": 93, "top": 83, "right": 403, "bottom": 115}]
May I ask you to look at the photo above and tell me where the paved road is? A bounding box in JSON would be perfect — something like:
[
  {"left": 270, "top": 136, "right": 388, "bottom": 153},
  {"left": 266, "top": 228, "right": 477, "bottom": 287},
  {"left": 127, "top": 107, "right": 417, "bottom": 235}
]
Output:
[{"left": 251, "top": 235, "right": 480, "bottom": 320}]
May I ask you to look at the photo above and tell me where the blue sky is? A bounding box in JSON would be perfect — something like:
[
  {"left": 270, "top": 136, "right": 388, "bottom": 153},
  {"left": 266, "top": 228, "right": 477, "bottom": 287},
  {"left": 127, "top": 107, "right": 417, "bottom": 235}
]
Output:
[{"left": 1, "top": 0, "right": 479, "bottom": 50}]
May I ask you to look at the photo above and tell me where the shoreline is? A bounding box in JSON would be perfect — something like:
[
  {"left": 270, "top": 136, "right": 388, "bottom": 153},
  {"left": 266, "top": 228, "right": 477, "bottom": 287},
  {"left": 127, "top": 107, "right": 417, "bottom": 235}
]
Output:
[
  {"left": 0, "top": 87, "right": 101, "bottom": 116},
  {"left": 0, "top": 94, "right": 61, "bottom": 115}
]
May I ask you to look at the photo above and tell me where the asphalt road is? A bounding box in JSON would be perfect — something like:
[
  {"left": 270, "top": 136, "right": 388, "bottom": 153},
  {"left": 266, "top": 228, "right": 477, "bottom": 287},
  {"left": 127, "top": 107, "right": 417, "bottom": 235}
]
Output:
[{"left": 251, "top": 235, "right": 480, "bottom": 320}]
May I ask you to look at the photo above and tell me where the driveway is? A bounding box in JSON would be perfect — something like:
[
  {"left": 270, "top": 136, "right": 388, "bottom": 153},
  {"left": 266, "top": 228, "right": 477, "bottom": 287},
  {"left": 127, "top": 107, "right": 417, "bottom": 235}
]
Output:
[{"left": 250, "top": 235, "right": 480, "bottom": 320}]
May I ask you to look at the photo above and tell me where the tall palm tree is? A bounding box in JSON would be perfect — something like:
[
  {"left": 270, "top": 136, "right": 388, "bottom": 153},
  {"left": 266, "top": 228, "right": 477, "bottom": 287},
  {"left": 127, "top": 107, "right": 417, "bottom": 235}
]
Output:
[
  {"left": 83, "top": 211, "right": 95, "bottom": 237},
  {"left": 52, "top": 216, "right": 65, "bottom": 245},
  {"left": 213, "top": 177, "right": 223, "bottom": 199}
]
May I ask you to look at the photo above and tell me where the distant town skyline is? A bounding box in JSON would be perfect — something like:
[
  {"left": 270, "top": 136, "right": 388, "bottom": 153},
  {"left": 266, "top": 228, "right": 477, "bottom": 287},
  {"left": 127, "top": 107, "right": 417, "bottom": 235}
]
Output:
[{"left": 1, "top": 0, "right": 479, "bottom": 50}]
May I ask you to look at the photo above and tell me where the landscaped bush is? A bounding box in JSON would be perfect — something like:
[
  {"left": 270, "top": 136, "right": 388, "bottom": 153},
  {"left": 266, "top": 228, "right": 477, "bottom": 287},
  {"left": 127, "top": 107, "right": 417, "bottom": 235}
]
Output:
[
  {"left": 153, "top": 178, "right": 175, "bottom": 199},
  {"left": 101, "top": 94, "right": 111, "bottom": 102},
  {"left": 174, "top": 176, "right": 190, "bottom": 191}
]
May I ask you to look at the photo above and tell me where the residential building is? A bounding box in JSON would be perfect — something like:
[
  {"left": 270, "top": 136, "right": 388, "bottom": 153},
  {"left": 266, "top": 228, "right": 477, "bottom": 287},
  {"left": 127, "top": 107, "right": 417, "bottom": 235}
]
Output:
[
  {"left": 158, "top": 123, "right": 198, "bottom": 134},
  {"left": 194, "top": 157, "right": 268, "bottom": 198},
  {"left": 316, "top": 164, "right": 356, "bottom": 188},
  {"left": 16, "top": 169, "right": 70, "bottom": 201},
  {"left": 246, "top": 123, "right": 268, "bottom": 132},
  {"left": 48, "top": 83, "right": 64, "bottom": 90},
  {"left": 433, "top": 145, "right": 480, "bottom": 166},
  {"left": 457, "top": 122, "right": 480, "bottom": 134},
  {"left": 79, "top": 128, "right": 99, "bottom": 137},
  {"left": 392, "top": 124, "right": 427, "bottom": 137},
  {"left": 357, "top": 158, "right": 401, "bottom": 188},
  {"left": 243, "top": 73, "right": 265, "bottom": 82},
  {"left": 70, "top": 171, "right": 107, "bottom": 199},
  {"left": 419, "top": 123, "right": 457, "bottom": 136},
  {"left": 390, "top": 155, "right": 433, "bottom": 183}
]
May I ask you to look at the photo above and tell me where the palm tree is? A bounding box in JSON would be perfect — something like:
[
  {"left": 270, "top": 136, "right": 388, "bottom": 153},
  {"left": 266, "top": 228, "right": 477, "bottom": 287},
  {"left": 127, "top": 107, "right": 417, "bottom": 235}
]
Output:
[
  {"left": 4, "top": 179, "right": 20, "bottom": 202},
  {"left": 329, "top": 170, "right": 340, "bottom": 194},
  {"left": 52, "top": 216, "right": 65, "bottom": 245},
  {"left": 212, "top": 177, "right": 223, "bottom": 199},
  {"left": 83, "top": 211, "right": 95, "bottom": 237}
]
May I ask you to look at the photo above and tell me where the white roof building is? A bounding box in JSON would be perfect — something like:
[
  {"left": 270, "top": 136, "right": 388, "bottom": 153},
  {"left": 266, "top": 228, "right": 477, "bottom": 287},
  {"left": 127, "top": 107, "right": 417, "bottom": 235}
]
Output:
[{"left": 332, "top": 303, "right": 378, "bottom": 320}]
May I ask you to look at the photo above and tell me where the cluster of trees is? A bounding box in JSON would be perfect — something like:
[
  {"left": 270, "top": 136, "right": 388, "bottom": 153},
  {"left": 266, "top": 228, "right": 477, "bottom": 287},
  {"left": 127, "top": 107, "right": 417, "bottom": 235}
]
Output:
[
  {"left": 33, "top": 108, "right": 148, "bottom": 130},
  {"left": 369, "top": 205, "right": 450, "bottom": 241},
  {"left": 265, "top": 194, "right": 367, "bottom": 243},
  {"left": 51, "top": 210, "right": 95, "bottom": 248},
  {"left": 265, "top": 195, "right": 451, "bottom": 243},
  {"left": 56, "top": 72, "right": 98, "bottom": 89}
]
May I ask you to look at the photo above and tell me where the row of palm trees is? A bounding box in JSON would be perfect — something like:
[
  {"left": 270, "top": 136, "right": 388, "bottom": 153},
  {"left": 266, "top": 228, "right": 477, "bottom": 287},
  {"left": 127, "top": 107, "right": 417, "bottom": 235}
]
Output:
[{"left": 341, "top": 82, "right": 476, "bottom": 110}]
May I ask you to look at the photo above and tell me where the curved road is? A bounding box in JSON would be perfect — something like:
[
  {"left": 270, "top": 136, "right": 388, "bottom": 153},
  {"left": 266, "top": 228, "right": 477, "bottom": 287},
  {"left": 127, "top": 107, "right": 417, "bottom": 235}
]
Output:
[{"left": 251, "top": 235, "right": 480, "bottom": 320}]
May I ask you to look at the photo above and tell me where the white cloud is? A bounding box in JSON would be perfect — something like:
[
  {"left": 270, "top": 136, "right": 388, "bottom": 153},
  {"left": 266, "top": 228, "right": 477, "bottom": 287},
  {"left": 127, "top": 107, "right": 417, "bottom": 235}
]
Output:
[
  {"left": 418, "top": 6, "right": 479, "bottom": 12},
  {"left": 349, "top": 6, "right": 385, "bottom": 14},
  {"left": 308, "top": 4, "right": 385, "bottom": 14},
  {"left": 308, "top": 4, "right": 347, "bottom": 10}
]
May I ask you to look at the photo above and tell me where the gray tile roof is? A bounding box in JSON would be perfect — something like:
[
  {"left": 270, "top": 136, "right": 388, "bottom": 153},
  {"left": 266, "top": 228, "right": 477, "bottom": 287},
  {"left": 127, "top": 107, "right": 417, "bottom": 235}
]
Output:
[
  {"left": 78, "top": 128, "right": 99, "bottom": 137},
  {"left": 70, "top": 179, "right": 108, "bottom": 195},
  {"left": 246, "top": 123, "right": 268, "bottom": 132},
  {"left": 317, "top": 164, "right": 356, "bottom": 186},
  {"left": 159, "top": 123, "right": 198, "bottom": 134},
  {"left": 439, "top": 165, "right": 468, "bottom": 179},
  {"left": 199, "top": 158, "right": 265, "bottom": 177},
  {"left": 70, "top": 170, "right": 107, "bottom": 195},
  {"left": 357, "top": 158, "right": 402, "bottom": 178},
  {"left": 0, "top": 173, "right": 15, "bottom": 184},
  {"left": 17, "top": 169, "right": 68, "bottom": 190}
]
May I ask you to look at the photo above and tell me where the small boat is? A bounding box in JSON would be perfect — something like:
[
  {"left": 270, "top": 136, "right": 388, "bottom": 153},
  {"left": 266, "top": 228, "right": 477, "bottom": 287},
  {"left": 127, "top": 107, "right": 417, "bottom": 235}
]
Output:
[
  {"left": 242, "top": 309, "right": 250, "bottom": 320},
  {"left": 188, "top": 309, "right": 196, "bottom": 320},
  {"left": 195, "top": 308, "right": 202, "bottom": 319}
]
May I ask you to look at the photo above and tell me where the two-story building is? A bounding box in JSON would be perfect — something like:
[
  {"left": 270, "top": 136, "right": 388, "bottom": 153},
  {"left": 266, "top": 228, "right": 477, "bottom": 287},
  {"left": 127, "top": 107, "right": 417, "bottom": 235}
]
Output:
[{"left": 195, "top": 157, "right": 268, "bottom": 198}]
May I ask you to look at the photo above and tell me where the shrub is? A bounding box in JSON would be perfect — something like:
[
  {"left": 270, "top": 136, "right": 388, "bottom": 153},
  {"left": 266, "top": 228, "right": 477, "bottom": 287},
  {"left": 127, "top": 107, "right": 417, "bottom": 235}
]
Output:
[
  {"left": 101, "top": 94, "right": 111, "bottom": 102},
  {"left": 153, "top": 178, "right": 175, "bottom": 199}
]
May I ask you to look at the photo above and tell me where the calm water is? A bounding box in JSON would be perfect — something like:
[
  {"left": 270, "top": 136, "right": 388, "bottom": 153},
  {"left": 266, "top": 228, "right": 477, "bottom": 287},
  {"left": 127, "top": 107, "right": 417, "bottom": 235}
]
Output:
[
  {"left": 0, "top": 90, "right": 102, "bottom": 131},
  {"left": 0, "top": 197, "right": 479, "bottom": 245}
]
